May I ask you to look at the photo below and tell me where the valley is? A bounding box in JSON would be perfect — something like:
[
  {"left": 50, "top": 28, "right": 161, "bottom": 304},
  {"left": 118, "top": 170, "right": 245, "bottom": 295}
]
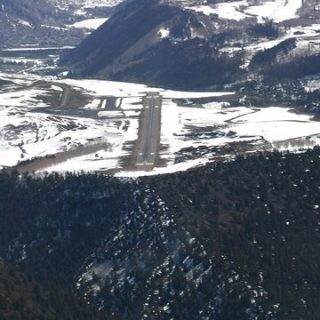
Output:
[
  {"left": 1, "top": 1, "right": 320, "bottom": 320},
  {"left": 0, "top": 64, "right": 319, "bottom": 176},
  {"left": 0, "top": 0, "right": 125, "bottom": 48},
  {"left": 1, "top": 31, "right": 320, "bottom": 176}
]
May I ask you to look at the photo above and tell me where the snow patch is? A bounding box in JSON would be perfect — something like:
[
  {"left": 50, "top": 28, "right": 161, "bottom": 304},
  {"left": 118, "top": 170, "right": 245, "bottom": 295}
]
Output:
[{"left": 69, "top": 18, "right": 109, "bottom": 30}]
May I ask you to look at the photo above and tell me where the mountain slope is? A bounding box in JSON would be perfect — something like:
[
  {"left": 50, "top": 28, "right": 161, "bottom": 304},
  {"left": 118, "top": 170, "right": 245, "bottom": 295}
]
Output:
[
  {"left": 1, "top": 148, "right": 320, "bottom": 319},
  {"left": 61, "top": 0, "right": 243, "bottom": 89},
  {"left": 0, "top": 0, "right": 54, "bottom": 43},
  {"left": 0, "top": 0, "right": 75, "bottom": 47},
  {"left": 0, "top": 260, "right": 113, "bottom": 320},
  {"left": 62, "top": 0, "right": 320, "bottom": 89},
  {"left": 0, "top": 0, "right": 125, "bottom": 47},
  {"left": 0, "top": 0, "right": 57, "bottom": 25}
]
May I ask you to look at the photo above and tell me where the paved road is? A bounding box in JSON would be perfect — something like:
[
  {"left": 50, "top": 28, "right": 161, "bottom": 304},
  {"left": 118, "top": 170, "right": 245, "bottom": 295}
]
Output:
[
  {"left": 135, "top": 93, "right": 161, "bottom": 170},
  {"left": 59, "top": 86, "right": 71, "bottom": 108}
]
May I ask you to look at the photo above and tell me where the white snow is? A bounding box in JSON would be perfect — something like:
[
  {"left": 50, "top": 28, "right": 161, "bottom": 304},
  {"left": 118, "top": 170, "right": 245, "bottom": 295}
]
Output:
[
  {"left": 157, "top": 101, "right": 320, "bottom": 175},
  {"left": 230, "top": 107, "right": 320, "bottom": 142},
  {"left": 123, "top": 110, "right": 140, "bottom": 117},
  {"left": 188, "top": 0, "right": 303, "bottom": 23},
  {"left": 158, "top": 28, "right": 170, "bottom": 39},
  {"left": 100, "top": 99, "right": 107, "bottom": 109},
  {"left": 245, "top": 0, "right": 303, "bottom": 23},
  {"left": 0, "top": 75, "right": 319, "bottom": 175},
  {"left": 83, "top": 98, "right": 101, "bottom": 110},
  {"left": 235, "top": 107, "right": 310, "bottom": 122},
  {"left": 161, "top": 90, "right": 234, "bottom": 99},
  {"left": 39, "top": 143, "right": 122, "bottom": 173},
  {"left": 51, "top": 85, "right": 64, "bottom": 92},
  {"left": 17, "top": 19, "right": 33, "bottom": 28},
  {"left": 0, "top": 105, "right": 124, "bottom": 168},
  {"left": 304, "top": 79, "right": 320, "bottom": 93},
  {"left": 69, "top": 18, "right": 108, "bottom": 30},
  {"left": 0, "top": 89, "right": 50, "bottom": 108},
  {"left": 98, "top": 110, "right": 124, "bottom": 118},
  {"left": 58, "top": 79, "right": 151, "bottom": 97},
  {"left": 187, "top": 5, "right": 217, "bottom": 16},
  {"left": 188, "top": 2, "right": 249, "bottom": 21},
  {"left": 1, "top": 46, "right": 75, "bottom": 52},
  {"left": 115, "top": 157, "right": 211, "bottom": 177},
  {"left": 120, "top": 97, "right": 143, "bottom": 110},
  {"left": 75, "top": 0, "right": 122, "bottom": 8},
  {"left": 245, "top": 38, "right": 285, "bottom": 52}
]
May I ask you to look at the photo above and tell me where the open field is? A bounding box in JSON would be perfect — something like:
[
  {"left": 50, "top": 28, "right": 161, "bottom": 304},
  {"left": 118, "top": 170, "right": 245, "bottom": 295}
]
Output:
[{"left": 0, "top": 72, "right": 319, "bottom": 176}]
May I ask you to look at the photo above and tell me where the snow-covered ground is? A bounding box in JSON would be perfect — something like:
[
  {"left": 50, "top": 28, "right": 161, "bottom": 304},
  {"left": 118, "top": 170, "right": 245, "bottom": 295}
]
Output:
[
  {"left": 220, "top": 20, "right": 320, "bottom": 68},
  {"left": 187, "top": 0, "right": 313, "bottom": 70},
  {"left": 140, "top": 100, "right": 319, "bottom": 177},
  {"left": 0, "top": 75, "right": 319, "bottom": 176},
  {"left": 188, "top": 2, "right": 248, "bottom": 21},
  {"left": 51, "top": 0, "right": 123, "bottom": 11},
  {"left": 59, "top": 78, "right": 151, "bottom": 97},
  {"left": 188, "top": 0, "right": 303, "bottom": 23},
  {"left": 0, "top": 108, "right": 123, "bottom": 167},
  {"left": 245, "top": 0, "right": 302, "bottom": 23},
  {"left": 0, "top": 88, "right": 51, "bottom": 108},
  {"left": 69, "top": 18, "right": 109, "bottom": 30},
  {"left": 0, "top": 78, "right": 141, "bottom": 171}
]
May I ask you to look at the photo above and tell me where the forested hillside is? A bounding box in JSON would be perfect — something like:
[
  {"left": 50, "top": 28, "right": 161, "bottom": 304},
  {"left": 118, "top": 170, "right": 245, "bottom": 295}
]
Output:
[
  {"left": 0, "top": 148, "right": 320, "bottom": 319},
  {"left": 0, "top": 260, "right": 113, "bottom": 320}
]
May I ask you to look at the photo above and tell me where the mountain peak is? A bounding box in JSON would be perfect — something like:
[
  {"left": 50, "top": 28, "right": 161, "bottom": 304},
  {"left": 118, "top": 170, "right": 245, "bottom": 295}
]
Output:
[{"left": 61, "top": 0, "right": 320, "bottom": 89}]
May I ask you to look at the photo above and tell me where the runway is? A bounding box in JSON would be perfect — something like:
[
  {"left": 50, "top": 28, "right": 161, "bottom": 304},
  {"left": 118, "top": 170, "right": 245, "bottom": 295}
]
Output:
[{"left": 135, "top": 93, "right": 161, "bottom": 170}]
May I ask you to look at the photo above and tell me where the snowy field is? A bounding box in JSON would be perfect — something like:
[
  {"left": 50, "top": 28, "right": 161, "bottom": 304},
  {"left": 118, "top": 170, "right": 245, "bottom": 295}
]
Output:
[
  {"left": 69, "top": 18, "right": 109, "bottom": 30},
  {"left": 52, "top": 0, "right": 123, "bottom": 11},
  {"left": 0, "top": 76, "right": 142, "bottom": 172},
  {"left": 185, "top": 0, "right": 320, "bottom": 70},
  {"left": 121, "top": 101, "right": 320, "bottom": 177},
  {"left": 188, "top": 0, "right": 303, "bottom": 23},
  {"left": 0, "top": 75, "right": 319, "bottom": 176}
]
